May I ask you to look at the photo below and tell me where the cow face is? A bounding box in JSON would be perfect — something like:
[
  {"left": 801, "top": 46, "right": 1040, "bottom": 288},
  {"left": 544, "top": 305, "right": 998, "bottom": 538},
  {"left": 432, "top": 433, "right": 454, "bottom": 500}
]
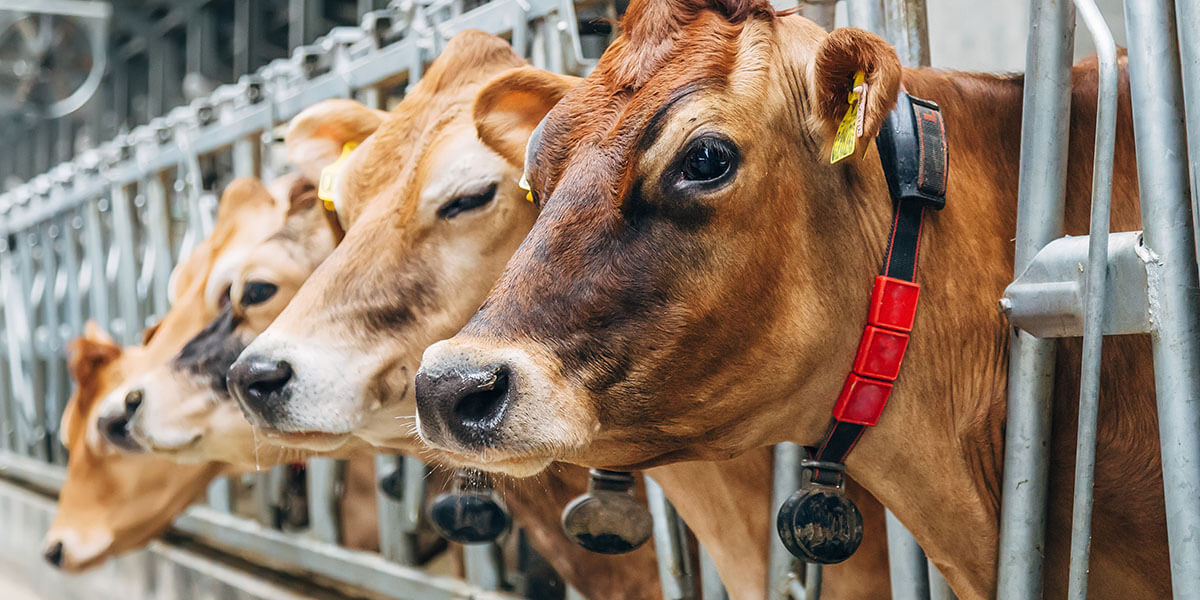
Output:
[
  {"left": 44, "top": 329, "right": 221, "bottom": 572},
  {"left": 93, "top": 177, "right": 288, "bottom": 457},
  {"left": 414, "top": 3, "right": 902, "bottom": 474},
  {"left": 227, "top": 31, "right": 545, "bottom": 451},
  {"left": 123, "top": 179, "right": 346, "bottom": 464}
]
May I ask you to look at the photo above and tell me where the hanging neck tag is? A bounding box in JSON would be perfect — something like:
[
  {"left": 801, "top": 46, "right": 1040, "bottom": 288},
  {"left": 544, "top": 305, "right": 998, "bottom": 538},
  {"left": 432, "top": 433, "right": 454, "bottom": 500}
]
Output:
[
  {"left": 318, "top": 142, "right": 358, "bottom": 214},
  {"left": 830, "top": 70, "right": 868, "bottom": 164}
]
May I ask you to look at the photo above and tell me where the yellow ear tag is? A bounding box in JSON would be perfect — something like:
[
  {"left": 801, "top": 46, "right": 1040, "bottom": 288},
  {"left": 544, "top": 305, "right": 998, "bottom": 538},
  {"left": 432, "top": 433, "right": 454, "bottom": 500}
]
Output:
[
  {"left": 830, "top": 70, "right": 868, "bottom": 164},
  {"left": 318, "top": 142, "right": 358, "bottom": 212},
  {"left": 518, "top": 172, "right": 533, "bottom": 203}
]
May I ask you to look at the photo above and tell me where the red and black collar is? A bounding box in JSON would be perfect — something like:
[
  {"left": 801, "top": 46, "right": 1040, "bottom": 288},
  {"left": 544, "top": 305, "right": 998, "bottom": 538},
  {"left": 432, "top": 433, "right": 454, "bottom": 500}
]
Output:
[
  {"left": 810, "top": 91, "right": 947, "bottom": 485},
  {"left": 776, "top": 91, "right": 947, "bottom": 564}
]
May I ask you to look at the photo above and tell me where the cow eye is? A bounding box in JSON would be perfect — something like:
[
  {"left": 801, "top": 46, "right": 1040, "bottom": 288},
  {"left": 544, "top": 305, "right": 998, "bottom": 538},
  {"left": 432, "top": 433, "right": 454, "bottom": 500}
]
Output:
[
  {"left": 437, "top": 183, "right": 497, "bottom": 219},
  {"left": 240, "top": 281, "right": 278, "bottom": 307},
  {"left": 680, "top": 137, "right": 736, "bottom": 183}
]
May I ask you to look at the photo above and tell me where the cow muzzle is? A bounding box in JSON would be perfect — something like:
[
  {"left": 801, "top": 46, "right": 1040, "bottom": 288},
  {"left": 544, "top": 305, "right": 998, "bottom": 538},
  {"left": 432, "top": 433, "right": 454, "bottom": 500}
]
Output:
[{"left": 415, "top": 339, "right": 585, "bottom": 476}]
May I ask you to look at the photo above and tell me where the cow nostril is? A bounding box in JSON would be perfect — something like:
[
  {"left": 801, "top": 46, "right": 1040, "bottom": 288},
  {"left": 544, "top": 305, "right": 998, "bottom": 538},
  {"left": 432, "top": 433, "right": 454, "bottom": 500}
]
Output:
[
  {"left": 452, "top": 367, "right": 510, "bottom": 429},
  {"left": 124, "top": 389, "right": 143, "bottom": 416},
  {"left": 44, "top": 540, "right": 64, "bottom": 568},
  {"left": 238, "top": 359, "right": 293, "bottom": 403}
]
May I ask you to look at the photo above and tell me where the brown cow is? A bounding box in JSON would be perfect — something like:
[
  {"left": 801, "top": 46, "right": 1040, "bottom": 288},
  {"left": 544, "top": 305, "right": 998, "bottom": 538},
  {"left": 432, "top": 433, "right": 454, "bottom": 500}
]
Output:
[
  {"left": 226, "top": 29, "right": 889, "bottom": 599},
  {"left": 412, "top": 2, "right": 1166, "bottom": 599}
]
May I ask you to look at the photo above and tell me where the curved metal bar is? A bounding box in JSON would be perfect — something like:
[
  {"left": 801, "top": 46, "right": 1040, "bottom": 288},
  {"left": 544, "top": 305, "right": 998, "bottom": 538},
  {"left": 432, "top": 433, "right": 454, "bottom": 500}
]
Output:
[{"left": 1065, "top": 1, "right": 1117, "bottom": 597}]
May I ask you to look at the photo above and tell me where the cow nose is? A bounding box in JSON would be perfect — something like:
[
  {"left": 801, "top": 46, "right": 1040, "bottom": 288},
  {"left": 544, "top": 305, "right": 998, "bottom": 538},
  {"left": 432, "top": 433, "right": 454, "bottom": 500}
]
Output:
[
  {"left": 415, "top": 363, "right": 512, "bottom": 447},
  {"left": 123, "top": 389, "right": 143, "bottom": 416},
  {"left": 228, "top": 355, "right": 294, "bottom": 425},
  {"left": 98, "top": 411, "right": 141, "bottom": 452},
  {"left": 43, "top": 540, "right": 64, "bottom": 568}
]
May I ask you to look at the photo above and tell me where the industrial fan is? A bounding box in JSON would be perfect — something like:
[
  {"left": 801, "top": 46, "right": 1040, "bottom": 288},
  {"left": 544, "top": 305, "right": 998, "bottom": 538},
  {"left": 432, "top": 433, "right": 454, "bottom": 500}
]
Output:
[{"left": 0, "top": 2, "right": 110, "bottom": 118}]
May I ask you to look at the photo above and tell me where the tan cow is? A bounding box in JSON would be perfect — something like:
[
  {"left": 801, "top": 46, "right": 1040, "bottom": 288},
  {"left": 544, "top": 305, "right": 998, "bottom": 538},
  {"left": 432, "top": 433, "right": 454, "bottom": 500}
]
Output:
[
  {"left": 223, "top": 29, "right": 889, "bottom": 599},
  {"left": 44, "top": 177, "right": 287, "bottom": 571},
  {"left": 411, "top": 2, "right": 1166, "bottom": 599}
]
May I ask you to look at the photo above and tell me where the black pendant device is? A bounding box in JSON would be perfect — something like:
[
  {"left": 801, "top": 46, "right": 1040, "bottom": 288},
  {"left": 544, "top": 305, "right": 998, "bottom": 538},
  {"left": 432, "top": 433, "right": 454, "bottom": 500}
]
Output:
[
  {"left": 427, "top": 469, "right": 512, "bottom": 544},
  {"left": 560, "top": 469, "right": 653, "bottom": 554},
  {"left": 776, "top": 459, "right": 864, "bottom": 564}
]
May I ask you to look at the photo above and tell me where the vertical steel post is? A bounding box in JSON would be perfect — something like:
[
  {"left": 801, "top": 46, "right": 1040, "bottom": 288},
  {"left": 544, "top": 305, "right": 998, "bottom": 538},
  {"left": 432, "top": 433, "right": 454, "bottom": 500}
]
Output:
[
  {"left": 142, "top": 175, "right": 173, "bottom": 316},
  {"left": 646, "top": 475, "right": 699, "bottom": 600},
  {"left": 289, "top": 0, "right": 325, "bottom": 50},
  {"left": 1176, "top": 0, "right": 1200, "bottom": 275},
  {"left": 15, "top": 230, "right": 46, "bottom": 460},
  {"left": 887, "top": 511, "right": 931, "bottom": 600},
  {"left": 38, "top": 221, "right": 65, "bottom": 463},
  {"left": 234, "top": 0, "right": 262, "bottom": 77},
  {"left": 768, "top": 442, "right": 803, "bottom": 600},
  {"left": 1065, "top": 2, "right": 1118, "bottom": 598},
  {"left": 1123, "top": 1, "right": 1200, "bottom": 596},
  {"left": 463, "top": 543, "right": 505, "bottom": 590},
  {"left": 700, "top": 545, "right": 729, "bottom": 600},
  {"left": 60, "top": 211, "right": 84, "bottom": 336},
  {"left": 82, "top": 198, "right": 110, "bottom": 328},
  {"left": 997, "top": 2, "right": 1075, "bottom": 599},
  {"left": 846, "top": 0, "right": 885, "bottom": 34},
  {"left": 109, "top": 183, "right": 142, "bottom": 343},
  {"left": 883, "top": 0, "right": 930, "bottom": 67},
  {"left": 928, "top": 567, "right": 955, "bottom": 600},
  {"left": 306, "top": 458, "right": 344, "bottom": 544}
]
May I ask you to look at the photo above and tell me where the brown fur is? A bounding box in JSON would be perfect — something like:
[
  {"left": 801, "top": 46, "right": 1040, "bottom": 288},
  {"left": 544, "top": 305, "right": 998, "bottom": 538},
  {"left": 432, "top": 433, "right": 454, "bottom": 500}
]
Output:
[{"left": 418, "top": 3, "right": 1167, "bottom": 598}]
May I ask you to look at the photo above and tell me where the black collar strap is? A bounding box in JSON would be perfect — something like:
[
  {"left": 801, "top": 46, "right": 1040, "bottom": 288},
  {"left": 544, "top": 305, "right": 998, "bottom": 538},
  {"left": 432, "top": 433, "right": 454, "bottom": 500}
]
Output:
[{"left": 809, "top": 91, "right": 948, "bottom": 486}]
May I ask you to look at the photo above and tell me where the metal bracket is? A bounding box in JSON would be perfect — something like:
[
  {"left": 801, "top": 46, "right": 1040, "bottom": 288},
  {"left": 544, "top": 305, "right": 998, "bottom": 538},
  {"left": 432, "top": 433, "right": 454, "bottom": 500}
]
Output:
[{"left": 1001, "top": 231, "right": 1151, "bottom": 338}]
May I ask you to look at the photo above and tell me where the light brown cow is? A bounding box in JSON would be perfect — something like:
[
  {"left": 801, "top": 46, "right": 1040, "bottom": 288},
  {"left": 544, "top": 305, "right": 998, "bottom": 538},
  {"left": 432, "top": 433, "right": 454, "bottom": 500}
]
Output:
[
  {"left": 412, "top": 2, "right": 1166, "bottom": 599},
  {"left": 224, "top": 29, "right": 889, "bottom": 599},
  {"left": 43, "top": 177, "right": 287, "bottom": 571},
  {"left": 47, "top": 178, "right": 405, "bottom": 571}
]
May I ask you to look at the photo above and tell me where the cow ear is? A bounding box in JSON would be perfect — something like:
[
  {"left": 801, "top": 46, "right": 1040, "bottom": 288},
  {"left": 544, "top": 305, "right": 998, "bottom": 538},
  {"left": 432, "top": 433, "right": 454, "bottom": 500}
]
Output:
[
  {"left": 285, "top": 99, "right": 388, "bottom": 182},
  {"left": 67, "top": 323, "right": 121, "bottom": 385},
  {"left": 474, "top": 67, "right": 581, "bottom": 167},
  {"left": 808, "top": 27, "right": 901, "bottom": 158}
]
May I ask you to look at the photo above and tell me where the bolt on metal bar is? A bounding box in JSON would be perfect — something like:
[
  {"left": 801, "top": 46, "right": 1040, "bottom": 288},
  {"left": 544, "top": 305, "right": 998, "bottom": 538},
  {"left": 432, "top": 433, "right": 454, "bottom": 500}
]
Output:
[
  {"left": 1065, "top": 1, "right": 1118, "bottom": 597},
  {"left": 645, "top": 475, "right": 699, "bottom": 600},
  {"left": 886, "top": 511, "right": 931, "bottom": 600},
  {"left": 1177, "top": 0, "right": 1200, "bottom": 277},
  {"left": 1123, "top": 0, "right": 1200, "bottom": 596},
  {"left": 996, "top": 2, "right": 1075, "bottom": 599}
]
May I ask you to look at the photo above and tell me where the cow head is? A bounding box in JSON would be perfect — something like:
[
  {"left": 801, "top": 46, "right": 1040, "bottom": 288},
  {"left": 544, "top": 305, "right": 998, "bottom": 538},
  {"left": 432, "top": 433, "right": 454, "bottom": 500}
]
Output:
[
  {"left": 45, "top": 178, "right": 287, "bottom": 571},
  {"left": 122, "top": 178, "right": 347, "bottom": 464},
  {"left": 228, "top": 31, "right": 554, "bottom": 451},
  {"left": 44, "top": 329, "right": 221, "bottom": 572},
  {"left": 414, "top": 1, "right": 903, "bottom": 474},
  {"left": 93, "top": 177, "right": 289, "bottom": 454}
]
